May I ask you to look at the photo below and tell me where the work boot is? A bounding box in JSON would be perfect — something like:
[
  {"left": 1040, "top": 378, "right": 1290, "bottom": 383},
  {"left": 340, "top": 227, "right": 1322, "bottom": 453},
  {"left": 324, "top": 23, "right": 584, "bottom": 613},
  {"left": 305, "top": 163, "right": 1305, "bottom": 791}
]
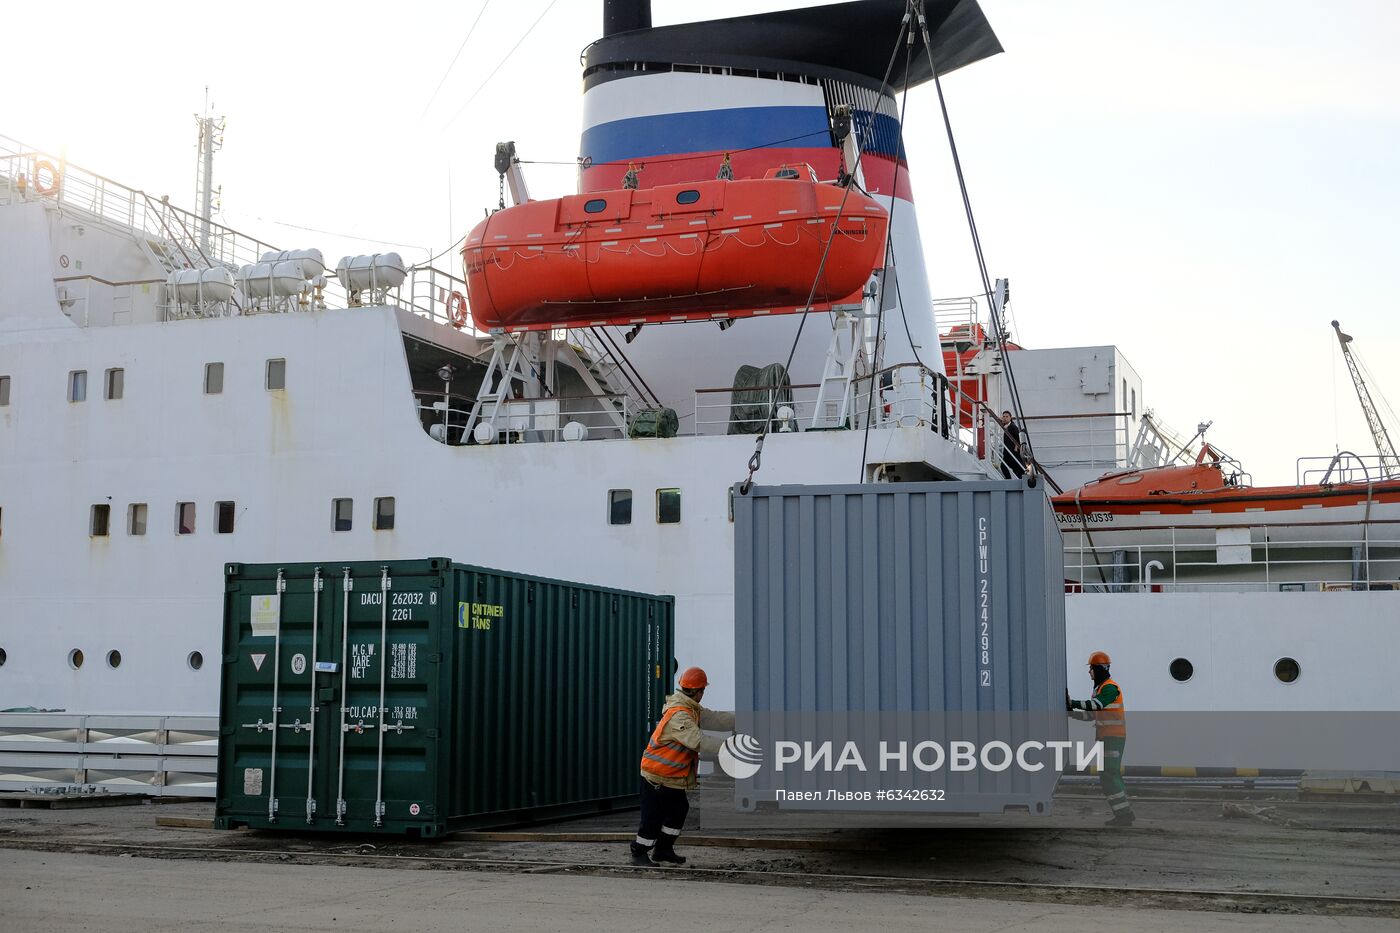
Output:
[
  {"left": 1104, "top": 811, "right": 1136, "bottom": 827},
  {"left": 650, "top": 838, "right": 687, "bottom": 866},
  {"left": 628, "top": 843, "right": 653, "bottom": 866}
]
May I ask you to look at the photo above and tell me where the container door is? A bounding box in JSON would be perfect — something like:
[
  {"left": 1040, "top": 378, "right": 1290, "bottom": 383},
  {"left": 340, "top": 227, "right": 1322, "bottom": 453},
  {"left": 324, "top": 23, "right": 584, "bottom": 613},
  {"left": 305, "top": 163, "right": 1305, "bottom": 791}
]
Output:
[
  {"left": 220, "top": 566, "right": 334, "bottom": 827},
  {"left": 319, "top": 565, "right": 442, "bottom": 832}
]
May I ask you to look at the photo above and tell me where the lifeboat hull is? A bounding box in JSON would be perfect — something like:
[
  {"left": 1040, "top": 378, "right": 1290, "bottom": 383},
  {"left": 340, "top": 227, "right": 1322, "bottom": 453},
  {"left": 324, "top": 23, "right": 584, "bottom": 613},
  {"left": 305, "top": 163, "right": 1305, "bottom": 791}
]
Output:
[
  {"left": 463, "top": 177, "right": 889, "bottom": 332},
  {"left": 1053, "top": 464, "right": 1400, "bottom": 545}
]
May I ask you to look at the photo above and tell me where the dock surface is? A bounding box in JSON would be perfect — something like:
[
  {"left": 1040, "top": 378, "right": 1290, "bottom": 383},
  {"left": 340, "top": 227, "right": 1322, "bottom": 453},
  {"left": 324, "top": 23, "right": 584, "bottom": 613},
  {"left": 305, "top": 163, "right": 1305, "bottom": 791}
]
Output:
[{"left": 2, "top": 783, "right": 1397, "bottom": 929}]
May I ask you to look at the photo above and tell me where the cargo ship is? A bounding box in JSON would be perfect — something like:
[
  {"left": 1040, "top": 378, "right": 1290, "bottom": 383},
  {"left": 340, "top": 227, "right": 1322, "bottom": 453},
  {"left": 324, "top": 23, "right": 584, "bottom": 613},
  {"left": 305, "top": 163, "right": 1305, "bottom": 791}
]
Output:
[{"left": 1, "top": 0, "right": 1396, "bottom": 794}]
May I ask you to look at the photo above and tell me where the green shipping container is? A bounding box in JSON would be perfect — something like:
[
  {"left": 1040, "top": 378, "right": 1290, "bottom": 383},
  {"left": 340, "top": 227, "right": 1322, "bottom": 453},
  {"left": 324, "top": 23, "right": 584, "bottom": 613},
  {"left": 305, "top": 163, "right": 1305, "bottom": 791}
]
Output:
[{"left": 215, "top": 558, "right": 674, "bottom": 836}]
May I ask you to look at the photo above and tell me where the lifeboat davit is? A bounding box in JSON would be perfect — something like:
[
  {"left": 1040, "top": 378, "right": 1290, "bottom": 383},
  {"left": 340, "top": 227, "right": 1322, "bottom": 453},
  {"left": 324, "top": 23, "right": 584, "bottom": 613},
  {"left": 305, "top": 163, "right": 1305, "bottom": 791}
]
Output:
[{"left": 462, "top": 165, "right": 889, "bottom": 333}]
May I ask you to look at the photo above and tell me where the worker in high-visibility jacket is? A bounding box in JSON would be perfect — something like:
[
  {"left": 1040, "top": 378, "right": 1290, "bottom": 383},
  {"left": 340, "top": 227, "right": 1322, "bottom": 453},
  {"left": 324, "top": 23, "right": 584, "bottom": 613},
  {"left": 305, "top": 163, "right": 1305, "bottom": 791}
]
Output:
[
  {"left": 630, "top": 666, "right": 735, "bottom": 866},
  {"left": 1068, "top": 650, "right": 1135, "bottom": 826}
]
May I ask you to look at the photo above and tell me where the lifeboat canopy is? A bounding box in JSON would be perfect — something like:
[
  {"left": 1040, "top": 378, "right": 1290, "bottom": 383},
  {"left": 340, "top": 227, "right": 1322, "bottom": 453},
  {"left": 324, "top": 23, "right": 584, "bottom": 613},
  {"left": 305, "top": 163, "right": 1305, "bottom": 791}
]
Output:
[{"left": 462, "top": 167, "right": 889, "bottom": 333}]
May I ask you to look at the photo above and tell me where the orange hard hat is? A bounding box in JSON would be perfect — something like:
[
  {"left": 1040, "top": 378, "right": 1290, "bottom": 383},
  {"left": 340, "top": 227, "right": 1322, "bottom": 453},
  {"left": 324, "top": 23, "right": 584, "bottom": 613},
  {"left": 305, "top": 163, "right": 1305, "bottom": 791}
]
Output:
[
  {"left": 679, "top": 666, "right": 709, "bottom": 690},
  {"left": 1087, "top": 651, "right": 1111, "bottom": 666}
]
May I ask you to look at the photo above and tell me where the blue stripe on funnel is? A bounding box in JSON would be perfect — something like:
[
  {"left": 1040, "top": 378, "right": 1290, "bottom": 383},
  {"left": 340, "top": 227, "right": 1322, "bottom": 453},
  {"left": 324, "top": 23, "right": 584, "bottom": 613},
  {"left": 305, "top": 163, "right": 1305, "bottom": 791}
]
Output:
[{"left": 580, "top": 105, "right": 906, "bottom": 166}]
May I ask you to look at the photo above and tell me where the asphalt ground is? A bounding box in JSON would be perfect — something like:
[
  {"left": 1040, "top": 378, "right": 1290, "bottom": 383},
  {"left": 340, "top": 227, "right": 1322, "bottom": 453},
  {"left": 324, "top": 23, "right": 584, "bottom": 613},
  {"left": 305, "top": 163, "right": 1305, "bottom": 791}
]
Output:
[
  {"left": 5, "top": 849, "right": 1399, "bottom": 933},
  {"left": 1, "top": 781, "right": 1397, "bottom": 923}
]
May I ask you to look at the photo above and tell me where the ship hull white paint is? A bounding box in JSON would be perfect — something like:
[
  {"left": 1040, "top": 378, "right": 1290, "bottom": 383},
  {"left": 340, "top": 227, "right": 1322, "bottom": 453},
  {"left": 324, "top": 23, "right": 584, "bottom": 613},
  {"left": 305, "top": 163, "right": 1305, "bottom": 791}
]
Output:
[{"left": 0, "top": 305, "right": 979, "bottom": 714}]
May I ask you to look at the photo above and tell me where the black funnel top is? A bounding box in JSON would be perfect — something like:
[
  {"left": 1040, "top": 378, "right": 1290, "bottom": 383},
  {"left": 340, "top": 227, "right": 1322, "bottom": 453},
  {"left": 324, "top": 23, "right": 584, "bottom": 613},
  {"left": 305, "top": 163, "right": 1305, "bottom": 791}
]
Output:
[
  {"left": 585, "top": 0, "right": 1002, "bottom": 92},
  {"left": 603, "top": 0, "right": 651, "bottom": 37}
]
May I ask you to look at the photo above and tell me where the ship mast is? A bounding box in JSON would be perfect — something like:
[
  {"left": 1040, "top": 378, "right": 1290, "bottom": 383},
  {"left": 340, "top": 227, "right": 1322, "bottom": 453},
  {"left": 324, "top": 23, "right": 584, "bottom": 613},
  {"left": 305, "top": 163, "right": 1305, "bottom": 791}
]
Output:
[{"left": 195, "top": 89, "right": 225, "bottom": 252}]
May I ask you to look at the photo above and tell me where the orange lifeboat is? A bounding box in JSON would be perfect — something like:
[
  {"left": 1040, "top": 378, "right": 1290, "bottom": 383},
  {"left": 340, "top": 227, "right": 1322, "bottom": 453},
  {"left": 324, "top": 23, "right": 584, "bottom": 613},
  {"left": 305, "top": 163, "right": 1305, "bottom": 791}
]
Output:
[{"left": 462, "top": 165, "right": 889, "bottom": 333}]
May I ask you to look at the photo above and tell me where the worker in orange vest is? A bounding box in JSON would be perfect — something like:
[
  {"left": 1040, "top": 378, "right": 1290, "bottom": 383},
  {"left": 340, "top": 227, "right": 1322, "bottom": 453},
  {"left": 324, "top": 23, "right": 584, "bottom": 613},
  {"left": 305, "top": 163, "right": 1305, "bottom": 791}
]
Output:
[
  {"left": 1068, "top": 650, "right": 1134, "bottom": 826},
  {"left": 630, "top": 666, "right": 734, "bottom": 866}
]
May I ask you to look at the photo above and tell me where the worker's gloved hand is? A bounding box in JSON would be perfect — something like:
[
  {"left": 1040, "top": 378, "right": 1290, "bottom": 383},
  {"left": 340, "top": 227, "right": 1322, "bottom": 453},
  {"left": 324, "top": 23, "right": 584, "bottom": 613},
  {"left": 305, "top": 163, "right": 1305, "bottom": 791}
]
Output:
[
  {"left": 1065, "top": 689, "right": 1073, "bottom": 712},
  {"left": 698, "top": 709, "right": 735, "bottom": 732},
  {"left": 697, "top": 732, "right": 727, "bottom": 762}
]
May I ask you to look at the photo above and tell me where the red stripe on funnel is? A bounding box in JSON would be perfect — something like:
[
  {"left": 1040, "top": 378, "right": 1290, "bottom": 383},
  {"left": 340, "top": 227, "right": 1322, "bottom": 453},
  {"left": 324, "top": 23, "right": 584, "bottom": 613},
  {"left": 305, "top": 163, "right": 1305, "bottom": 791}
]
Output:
[{"left": 581, "top": 148, "right": 914, "bottom": 202}]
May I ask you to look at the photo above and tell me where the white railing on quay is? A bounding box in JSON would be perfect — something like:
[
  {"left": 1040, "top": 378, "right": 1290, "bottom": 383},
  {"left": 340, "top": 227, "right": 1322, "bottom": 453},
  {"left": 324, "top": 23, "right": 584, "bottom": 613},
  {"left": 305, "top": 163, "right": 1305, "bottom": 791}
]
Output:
[{"left": 0, "top": 712, "right": 218, "bottom": 797}]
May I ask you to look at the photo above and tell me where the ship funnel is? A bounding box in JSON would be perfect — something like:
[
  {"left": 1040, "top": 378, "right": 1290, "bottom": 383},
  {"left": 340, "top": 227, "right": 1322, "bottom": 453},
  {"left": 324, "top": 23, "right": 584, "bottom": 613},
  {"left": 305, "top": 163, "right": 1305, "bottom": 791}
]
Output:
[{"left": 603, "top": 0, "right": 650, "bottom": 37}]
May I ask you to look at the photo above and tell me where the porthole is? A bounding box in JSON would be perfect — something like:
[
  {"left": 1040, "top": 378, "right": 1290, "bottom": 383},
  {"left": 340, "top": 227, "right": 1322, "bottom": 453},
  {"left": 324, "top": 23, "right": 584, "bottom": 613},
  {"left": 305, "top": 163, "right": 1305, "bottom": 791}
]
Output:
[
  {"left": 188, "top": 651, "right": 204, "bottom": 671},
  {"left": 0, "top": 647, "right": 7, "bottom": 667},
  {"left": 68, "top": 649, "right": 84, "bottom": 670},
  {"left": 1168, "top": 657, "right": 1193, "bottom": 682},
  {"left": 1274, "top": 657, "right": 1300, "bottom": 684},
  {"left": 583, "top": 198, "right": 607, "bottom": 214},
  {"left": 676, "top": 189, "right": 701, "bottom": 205},
  {"left": 107, "top": 650, "right": 122, "bottom": 669}
]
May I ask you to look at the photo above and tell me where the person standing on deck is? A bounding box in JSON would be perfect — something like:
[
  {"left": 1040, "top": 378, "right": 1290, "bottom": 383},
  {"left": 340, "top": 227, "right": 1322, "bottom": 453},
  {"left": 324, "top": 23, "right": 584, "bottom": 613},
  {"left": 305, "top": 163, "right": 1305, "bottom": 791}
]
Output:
[
  {"left": 999, "top": 410, "right": 1026, "bottom": 478},
  {"left": 1068, "top": 650, "right": 1135, "bottom": 826},
  {"left": 630, "top": 666, "right": 734, "bottom": 866}
]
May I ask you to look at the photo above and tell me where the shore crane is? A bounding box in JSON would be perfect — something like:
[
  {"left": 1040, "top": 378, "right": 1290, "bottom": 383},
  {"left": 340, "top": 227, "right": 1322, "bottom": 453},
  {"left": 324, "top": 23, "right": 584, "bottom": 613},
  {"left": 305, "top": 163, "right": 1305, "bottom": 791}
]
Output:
[{"left": 1332, "top": 320, "right": 1400, "bottom": 477}]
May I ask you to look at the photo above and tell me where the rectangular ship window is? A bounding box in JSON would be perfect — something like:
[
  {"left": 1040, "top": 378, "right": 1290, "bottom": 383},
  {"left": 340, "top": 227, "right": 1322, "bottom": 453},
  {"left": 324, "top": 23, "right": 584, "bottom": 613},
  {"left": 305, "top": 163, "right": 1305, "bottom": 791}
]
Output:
[
  {"left": 266, "top": 358, "right": 286, "bottom": 391},
  {"left": 656, "top": 488, "right": 681, "bottom": 525},
  {"left": 128, "top": 503, "right": 147, "bottom": 536},
  {"left": 0, "top": 375, "right": 10, "bottom": 406},
  {"left": 608, "top": 489, "right": 632, "bottom": 525},
  {"left": 90, "top": 503, "right": 110, "bottom": 537},
  {"left": 373, "top": 497, "right": 395, "bottom": 530},
  {"left": 105, "top": 368, "right": 124, "bottom": 400},
  {"left": 69, "top": 370, "right": 87, "bottom": 402},
  {"left": 216, "top": 501, "right": 236, "bottom": 534},
  {"left": 332, "top": 498, "right": 353, "bottom": 532},
  {"left": 176, "top": 502, "right": 196, "bottom": 535},
  {"left": 205, "top": 362, "right": 224, "bottom": 395}
]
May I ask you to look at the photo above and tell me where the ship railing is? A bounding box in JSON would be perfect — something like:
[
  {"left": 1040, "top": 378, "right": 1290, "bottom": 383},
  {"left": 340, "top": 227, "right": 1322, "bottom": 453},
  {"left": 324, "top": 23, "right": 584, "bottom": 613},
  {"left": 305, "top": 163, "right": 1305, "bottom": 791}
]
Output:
[
  {"left": 852, "top": 364, "right": 963, "bottom": 435},
  {"left": 0, "top": 133, "right": 276, "bottom": 276},
  {"left": 692, "top": 383, "right": 822, "bottom": 436},
  {"left": 416, "top": 390, "right": 631, "bottom": 444},
  {"left": 933, "top": 296, "right": 983, "bottom": 344},
  {"left": 395, "top": 265, "right": 472, "bottom": 330},
  {"left": 1062, "top": 525, "right": 1400, "bottom": 593},
  {"left": 850, "top": 364, "right": 995, "bottom": 463},
  {"left": 1297, "top": 452, "right": 1400, "bottom": 486},
  {"left": 0, "top": 134, "right": 488, "bottom": 323},
  {"left": 1019, "top": 412, "right": 1131, "bottom": 471}
]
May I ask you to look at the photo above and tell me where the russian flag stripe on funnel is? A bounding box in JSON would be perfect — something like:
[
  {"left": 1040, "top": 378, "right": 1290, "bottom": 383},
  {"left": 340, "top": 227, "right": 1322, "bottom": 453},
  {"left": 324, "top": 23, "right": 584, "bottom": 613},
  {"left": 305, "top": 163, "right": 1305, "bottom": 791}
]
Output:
[{"left": 579, "top": 72, "right": 912, "bottom": 200}]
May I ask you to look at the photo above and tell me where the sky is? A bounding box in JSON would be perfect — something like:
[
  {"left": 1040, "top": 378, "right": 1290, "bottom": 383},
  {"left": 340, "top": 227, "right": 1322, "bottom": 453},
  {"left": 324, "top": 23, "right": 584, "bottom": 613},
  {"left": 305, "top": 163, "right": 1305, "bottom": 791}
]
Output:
[{"left": 5, "top": 0, "right": 1399, "bottom": 484}]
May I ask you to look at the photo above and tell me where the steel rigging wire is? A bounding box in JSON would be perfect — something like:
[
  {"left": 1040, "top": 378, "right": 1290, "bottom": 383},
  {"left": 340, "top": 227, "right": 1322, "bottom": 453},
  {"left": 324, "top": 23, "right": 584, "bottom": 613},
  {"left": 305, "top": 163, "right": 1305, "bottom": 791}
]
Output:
[
  {"left": 914, "top": 1, "right": 1037, "bottom": 474},
  {"left": 418, "top": 0, "right": 494, "bottom": 123},
  {"left": 738, "top": 6, "right": 917, "bottom": 495},
  {"left": 857, "top": 18, "right": 919, "bottom": 480},
  {"left": 441, "top": 0, "right": 560, "bottom": 134}
]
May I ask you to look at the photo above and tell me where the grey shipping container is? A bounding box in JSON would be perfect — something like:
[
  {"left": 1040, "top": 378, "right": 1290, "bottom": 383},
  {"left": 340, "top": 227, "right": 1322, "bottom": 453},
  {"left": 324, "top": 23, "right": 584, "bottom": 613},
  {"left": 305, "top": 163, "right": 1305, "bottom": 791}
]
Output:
[
  {"left": 216, "top": 558, "right": 674, "bottom": 836},
  {"left": 733, "top": 480, "right": 1067, "bottom": 815}
]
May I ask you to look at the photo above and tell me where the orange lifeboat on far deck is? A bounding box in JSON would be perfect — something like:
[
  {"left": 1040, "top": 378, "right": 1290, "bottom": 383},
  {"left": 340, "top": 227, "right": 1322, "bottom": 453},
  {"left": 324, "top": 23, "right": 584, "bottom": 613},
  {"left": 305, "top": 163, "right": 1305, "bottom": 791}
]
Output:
[{"left": 462, "top": 165, "right": 889, "bottom": 333}]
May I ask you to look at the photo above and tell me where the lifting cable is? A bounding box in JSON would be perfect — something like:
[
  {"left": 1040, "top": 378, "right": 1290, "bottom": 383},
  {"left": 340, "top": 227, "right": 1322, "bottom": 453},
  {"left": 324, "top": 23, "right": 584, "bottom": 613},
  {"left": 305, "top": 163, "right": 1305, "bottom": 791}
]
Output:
[
  {"left": 915, "top": 3, "right": 1037, "bottom": 472},
  {"left": 418, "top": 0, "right": 494, "bottom": 122},
  {"left": 441, "top": 0, "right": 560, "bottom": 134},
  {"left": 739, "top": 7, "right": 917, "bottom": 495},
  {"left": 857, "top": 21, "right": 918, "bottom": 480}
]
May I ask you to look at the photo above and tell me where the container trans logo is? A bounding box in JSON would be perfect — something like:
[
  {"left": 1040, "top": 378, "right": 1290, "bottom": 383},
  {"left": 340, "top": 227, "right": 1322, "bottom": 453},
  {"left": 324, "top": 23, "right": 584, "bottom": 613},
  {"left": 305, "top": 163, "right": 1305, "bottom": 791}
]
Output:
[{"left": 717, "top": 733, "right": 765, "bottom": 779}]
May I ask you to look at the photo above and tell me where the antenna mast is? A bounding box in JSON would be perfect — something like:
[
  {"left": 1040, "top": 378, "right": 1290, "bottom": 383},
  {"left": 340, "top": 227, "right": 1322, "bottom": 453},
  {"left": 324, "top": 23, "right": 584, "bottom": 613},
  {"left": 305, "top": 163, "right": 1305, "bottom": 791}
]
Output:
[
  {"left": 1332, "top": 319, "right": 1400, "bottom": 477},
  {"left": 195, "top": 88, "right": 225, "bottom": 252}
]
